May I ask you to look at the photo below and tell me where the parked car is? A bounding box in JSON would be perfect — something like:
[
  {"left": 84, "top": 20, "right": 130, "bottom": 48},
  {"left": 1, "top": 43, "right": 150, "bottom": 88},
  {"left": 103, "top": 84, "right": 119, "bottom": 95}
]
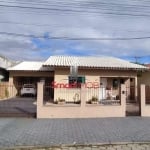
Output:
[{"left": 20, "top": 84, "right": 36, "bottom": 96}]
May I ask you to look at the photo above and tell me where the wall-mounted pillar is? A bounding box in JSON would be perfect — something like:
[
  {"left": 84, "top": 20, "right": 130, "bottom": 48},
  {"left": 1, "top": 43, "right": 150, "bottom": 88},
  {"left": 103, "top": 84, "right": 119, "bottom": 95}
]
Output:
[
  {"left": 121, "top": 84, "right": 126, "bottom": 116},
  {"left": 141, "top": 84, "right": 145, "bottom": 116},
  {"left": 37, "top": 82, "right": 44, "bottom": 118}
]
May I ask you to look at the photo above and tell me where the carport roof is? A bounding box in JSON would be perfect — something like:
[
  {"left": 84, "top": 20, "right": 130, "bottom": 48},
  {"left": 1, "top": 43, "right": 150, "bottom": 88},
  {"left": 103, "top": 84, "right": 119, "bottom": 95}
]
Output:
[{"left": 8, "top": 61, "right": 52, "bottom": 71}]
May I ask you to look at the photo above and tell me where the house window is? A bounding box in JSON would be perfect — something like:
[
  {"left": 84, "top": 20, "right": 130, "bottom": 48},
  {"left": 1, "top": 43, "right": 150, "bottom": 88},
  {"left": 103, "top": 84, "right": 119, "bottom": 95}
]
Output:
[
  {"left": 120, "top": 79, "right": 125, "bottom": 84},
  {"left": 68, "top": 76, "right": 85, "bottom": 88},
  {"left": 130, "top": 78, "right": 133, "bottom": 82},
  {"left": 113, "top": 79, "right": 119, "bottom": 88}
]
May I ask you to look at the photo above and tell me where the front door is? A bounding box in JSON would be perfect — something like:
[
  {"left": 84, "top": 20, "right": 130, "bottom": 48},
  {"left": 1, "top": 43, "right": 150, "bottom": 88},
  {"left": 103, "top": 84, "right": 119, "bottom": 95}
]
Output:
[{"left": 100, "top": 78, "right": 107, "bottom": 100}]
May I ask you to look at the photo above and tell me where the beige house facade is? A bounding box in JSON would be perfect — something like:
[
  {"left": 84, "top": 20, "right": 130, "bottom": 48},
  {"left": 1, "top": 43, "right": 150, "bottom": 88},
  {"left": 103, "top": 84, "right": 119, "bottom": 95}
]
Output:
[{"left": 53, "top": 67, "right": 137, "bottom": 102}]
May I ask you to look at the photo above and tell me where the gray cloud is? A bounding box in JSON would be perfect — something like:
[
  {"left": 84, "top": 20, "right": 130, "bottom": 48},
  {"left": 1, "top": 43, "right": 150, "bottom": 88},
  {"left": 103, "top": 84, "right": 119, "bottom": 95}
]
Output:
[{"left": 0, "top": 0, "right": 150, "bottom": 61}]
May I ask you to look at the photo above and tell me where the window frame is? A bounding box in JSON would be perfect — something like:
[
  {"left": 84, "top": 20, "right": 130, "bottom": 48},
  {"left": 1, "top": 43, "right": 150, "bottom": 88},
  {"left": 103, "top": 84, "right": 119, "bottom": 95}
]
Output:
[{"left": 68, "top": 76, "right": 85, "bottom": 88}]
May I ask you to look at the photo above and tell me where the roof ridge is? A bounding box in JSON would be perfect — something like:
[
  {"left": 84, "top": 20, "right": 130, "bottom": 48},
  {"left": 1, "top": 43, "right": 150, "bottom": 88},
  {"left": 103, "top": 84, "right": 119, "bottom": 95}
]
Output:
[
  {"left": 49, "top": 55, "right": 119, "bottom": 59},
  {"left": 21, "top": 61, "right": 44, "bottom": 63}
]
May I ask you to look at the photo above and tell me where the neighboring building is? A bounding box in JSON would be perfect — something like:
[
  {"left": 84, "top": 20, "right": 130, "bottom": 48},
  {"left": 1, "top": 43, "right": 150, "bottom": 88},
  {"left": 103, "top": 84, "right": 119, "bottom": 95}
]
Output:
[
  {"left": 0, "top": 55, "right": 15, "bottom": 81},
  {"left": 138, "top": 64, "right": 150, "bottom": 85}
]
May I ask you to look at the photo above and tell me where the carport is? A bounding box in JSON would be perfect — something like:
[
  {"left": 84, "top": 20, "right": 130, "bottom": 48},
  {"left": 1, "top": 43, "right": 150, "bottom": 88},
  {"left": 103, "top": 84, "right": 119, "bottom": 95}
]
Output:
[
  {"left": 13, "top": 76, "right": 54, "bottom": 96},
  {"left": 8, "top": 61, "right": 54, "bottom": 97},
  {"left": 0, "top": 61, "right": 54, "bottom": 117}
]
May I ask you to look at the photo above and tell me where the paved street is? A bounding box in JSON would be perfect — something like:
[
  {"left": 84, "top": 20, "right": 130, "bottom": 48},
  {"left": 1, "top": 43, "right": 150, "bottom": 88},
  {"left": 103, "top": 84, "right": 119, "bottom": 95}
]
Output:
[{"left": 0, "top": 117, "right": 150, "bottom": 148}]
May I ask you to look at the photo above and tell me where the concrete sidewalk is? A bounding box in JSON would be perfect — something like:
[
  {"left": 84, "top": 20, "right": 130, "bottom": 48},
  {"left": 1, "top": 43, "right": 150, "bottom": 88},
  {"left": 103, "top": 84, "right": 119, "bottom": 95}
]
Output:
[{"left": 0, "top": 117, "right": 150, "bottom": 148}]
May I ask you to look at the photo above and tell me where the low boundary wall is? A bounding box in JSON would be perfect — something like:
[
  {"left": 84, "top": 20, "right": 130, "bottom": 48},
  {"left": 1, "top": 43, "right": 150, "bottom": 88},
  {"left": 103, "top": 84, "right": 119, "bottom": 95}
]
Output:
[{"left": 37, "top": 83, "right": 126, "bottom": 118}]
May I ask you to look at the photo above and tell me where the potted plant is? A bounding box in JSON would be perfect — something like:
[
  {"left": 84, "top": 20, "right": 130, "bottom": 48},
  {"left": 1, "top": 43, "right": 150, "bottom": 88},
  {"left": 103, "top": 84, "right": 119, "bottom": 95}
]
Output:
[
  {"left": 56, "top": 97, "right": 66, "bottom": 104},
  {"left": 75, "top": 100, "right": 81, "bottom": 104},
  {"left": 91, "top": 96, "right": 98, "bottom": 104}
]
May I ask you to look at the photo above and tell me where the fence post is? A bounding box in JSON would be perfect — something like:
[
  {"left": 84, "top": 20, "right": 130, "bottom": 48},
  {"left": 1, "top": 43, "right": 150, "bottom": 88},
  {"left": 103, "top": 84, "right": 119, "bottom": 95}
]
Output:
[
  {"left": 37, "top": 82, "right": 44, "bottom": 108},
  {"left": 81, "top": 84, "right": 86, "bottom": 107},
  {"left": 141, "top": 84, "right": 145, "bottom": 116},
  {"left": 135, "top": 77, "right": 138, "bottom": 102},
  {"left": 121, "top": 84, "right": 126, "bottom": 116}
]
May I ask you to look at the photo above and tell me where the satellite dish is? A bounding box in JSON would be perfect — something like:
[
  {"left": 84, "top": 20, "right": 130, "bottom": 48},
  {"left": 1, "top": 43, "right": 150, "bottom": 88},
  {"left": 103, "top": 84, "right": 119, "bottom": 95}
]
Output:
[{"left": 0, "top": 75, "right": 4, "bottom": 80}]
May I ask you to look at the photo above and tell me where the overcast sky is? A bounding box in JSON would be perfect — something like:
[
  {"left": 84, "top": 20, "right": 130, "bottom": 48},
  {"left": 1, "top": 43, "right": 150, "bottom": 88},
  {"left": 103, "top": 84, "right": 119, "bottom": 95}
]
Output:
[{"left": 0, "top": 0, "right": 150, "bottom": 63}]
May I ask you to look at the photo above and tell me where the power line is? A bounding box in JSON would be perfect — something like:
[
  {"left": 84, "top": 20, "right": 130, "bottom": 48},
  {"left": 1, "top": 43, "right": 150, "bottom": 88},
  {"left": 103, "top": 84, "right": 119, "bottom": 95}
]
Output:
[
  {"left": 0, "top": 20, "right": 61, "bottom": 27},
  {"left": 1, "top": 0, "right": 150, "bottom": 18},
  {"left": 1, "top": 31, "right": 150, "bottom": 40},
  {"left": 2, "top": 0, "right": 150, "bottom": 9},
  {"left": 0, "top": 8, "right": 150, "bottom": 18},
  {"left": 1, "top": 20, "right": 150, "bottom": 34},
  {"left": 1, "top": 3, "right": 150, "bottom": 18}
]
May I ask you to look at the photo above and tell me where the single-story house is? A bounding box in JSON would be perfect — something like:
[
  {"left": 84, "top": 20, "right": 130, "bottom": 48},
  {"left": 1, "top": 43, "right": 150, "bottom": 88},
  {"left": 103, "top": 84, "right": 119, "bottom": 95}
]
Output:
[
  {"left": 8, "top": 55, "right": 147, "bottom": 101},
  {"left": 8, "top": 55, "right": 150, "bottom": 118}
]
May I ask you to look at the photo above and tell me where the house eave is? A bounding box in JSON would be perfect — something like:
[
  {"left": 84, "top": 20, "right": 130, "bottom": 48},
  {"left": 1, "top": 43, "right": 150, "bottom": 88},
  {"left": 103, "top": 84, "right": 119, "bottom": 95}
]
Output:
[{"left": 43, "top": 64, "right": 147, "bottom": 71}]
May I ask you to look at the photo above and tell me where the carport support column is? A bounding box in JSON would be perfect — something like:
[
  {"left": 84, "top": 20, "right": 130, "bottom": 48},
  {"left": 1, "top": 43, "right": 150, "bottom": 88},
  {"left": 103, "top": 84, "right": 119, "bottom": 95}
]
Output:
[
  {"left": 135, "top": 77, "right": 138, "bottom": 102},
  {"left": 8, "top": 75, "right": 16, "bottom": 97},
  {"left": 141, "top": 84, "right": 145, "bottom": 116},
  {"left": 37, "top": 82, "right": 44, "bottom": 110},
  {"left": 121, "top": 84, "right": 126, "bottom": 117}
]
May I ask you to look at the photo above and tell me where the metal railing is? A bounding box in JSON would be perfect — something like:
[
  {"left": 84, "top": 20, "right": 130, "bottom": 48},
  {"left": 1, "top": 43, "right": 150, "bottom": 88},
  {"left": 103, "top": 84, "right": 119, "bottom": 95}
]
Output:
[
  {"left": 42, "top": 85, "right": 121, "bottom": 106},
  {"left": 43, "top": 86, "right": 81, "bottom": 105},
  {"left": 126, "top": 86, "right": 136, "bottom": 103},
  {"left": 145, "top": 85, "right": 150, "bottom": 104},
  {"left": 43, "top": 85, "right": 54, "bottom": 103},
  {"left": 86, "top": 86, "right": 121, "bottom": 105}
]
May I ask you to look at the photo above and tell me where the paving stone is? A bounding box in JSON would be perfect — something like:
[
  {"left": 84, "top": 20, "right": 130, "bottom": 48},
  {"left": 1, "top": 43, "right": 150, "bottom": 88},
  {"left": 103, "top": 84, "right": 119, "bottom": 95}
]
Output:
[
  {"left": 91, "top": 146, "right": 101, "bottom": 150},
  {"left": 120, "top": 147, "right": 131, "bottom": 150},
  {"left": 98, "top": 147, "right": 106, "bottom": 150},
  {"left": 68, "top": 147, "right": 76, "bottom": 150},
  {"left": 0, "top": 118, "right": 150, "bottom": 148},
  {"left": 106, "top": 147, "right": 116, "bottom": 150},
  {"left": 82, "top": 147, "right": 91, "bottom": 150}
]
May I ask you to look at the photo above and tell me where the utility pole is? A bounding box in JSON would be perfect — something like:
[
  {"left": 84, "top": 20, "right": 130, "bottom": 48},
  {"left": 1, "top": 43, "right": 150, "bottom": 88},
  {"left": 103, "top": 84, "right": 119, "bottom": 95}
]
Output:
[{"left": 134, "top": 56, "right": 141, "bottom": 64}]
